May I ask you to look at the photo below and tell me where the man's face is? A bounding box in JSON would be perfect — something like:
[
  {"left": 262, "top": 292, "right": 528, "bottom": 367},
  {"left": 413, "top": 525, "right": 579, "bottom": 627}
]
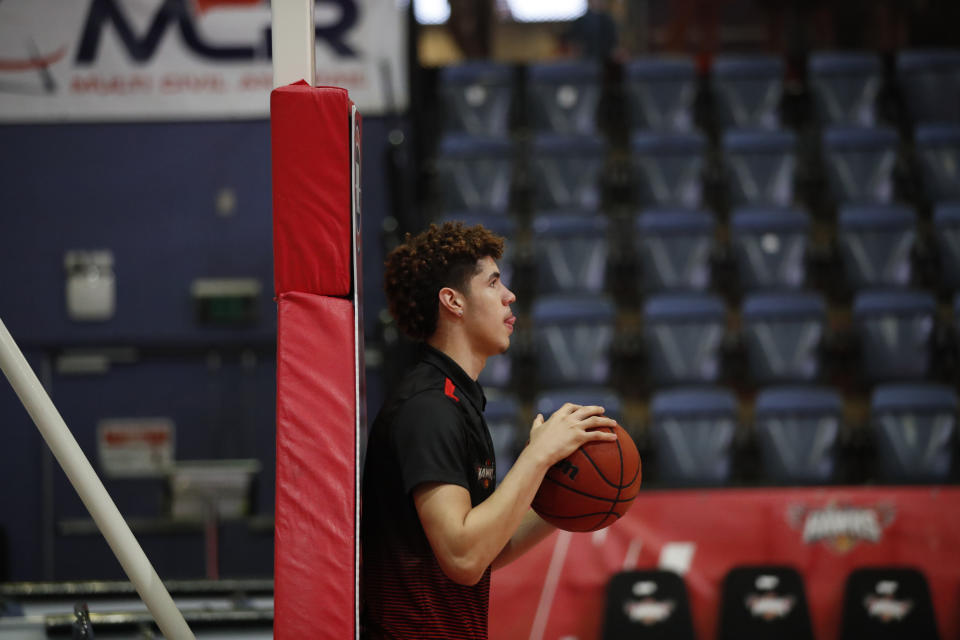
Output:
[{"left": 461, "top": 256, "right": 516, "bottom": 357}]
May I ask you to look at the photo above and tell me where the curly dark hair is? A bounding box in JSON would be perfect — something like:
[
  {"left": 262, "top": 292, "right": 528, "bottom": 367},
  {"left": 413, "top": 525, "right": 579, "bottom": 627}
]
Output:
[{"left": 384, "top": 222, "right": 504, "bottom": 340}]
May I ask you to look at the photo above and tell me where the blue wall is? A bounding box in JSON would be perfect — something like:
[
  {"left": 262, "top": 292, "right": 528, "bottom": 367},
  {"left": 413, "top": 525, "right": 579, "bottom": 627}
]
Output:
[{"left": 0, "top": 115, "right": 396, "bottom": 580}]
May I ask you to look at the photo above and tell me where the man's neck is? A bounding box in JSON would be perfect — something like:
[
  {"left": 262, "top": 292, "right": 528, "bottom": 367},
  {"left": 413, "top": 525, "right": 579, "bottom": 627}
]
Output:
[{"left": 426, "top": 333, "right": 485, "bottom": 381}]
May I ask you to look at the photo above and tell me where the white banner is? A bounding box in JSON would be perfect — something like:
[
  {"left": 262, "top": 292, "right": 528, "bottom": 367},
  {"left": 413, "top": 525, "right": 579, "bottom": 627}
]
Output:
[{"left": 0, "top": 0, "right": 407, "bottom": 121}]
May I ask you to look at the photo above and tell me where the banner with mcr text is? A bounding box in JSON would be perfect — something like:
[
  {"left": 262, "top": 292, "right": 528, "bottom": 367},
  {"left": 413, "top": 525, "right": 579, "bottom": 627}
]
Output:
[{"left": 0, "top": 0, "right": 407, "bottom": 121}]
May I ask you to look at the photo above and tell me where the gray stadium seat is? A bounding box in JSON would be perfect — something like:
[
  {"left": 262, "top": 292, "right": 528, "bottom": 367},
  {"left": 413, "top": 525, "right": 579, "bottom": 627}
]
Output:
[
  {"left": 853, "top": 289, "right": 936, "bottom": 382},
  {"left": 730, "top": 206, "right": 810, "bottom": 291},
  {"left": 532, "top": 295, "right": 616, "bottom": 387},
  {"left": 624, "top": 56, "right": 698, "bottom": 132},
  {"left": 933, "top": 202, "right": 960, "bottom": 290},
  {"left": 822, "top": 126, "right": 899, "bottom": 205},
  {"left": 915, "top": 123, "right": 960, "bottom": 202},
  {"left": 896, "top": 49, "right": 960, "bottom": 125},
  {"left": 809, "top": 52, "right": 883, "bottom": 127},
  {"left": 642, "top": 293, "right": 726, "bottom": 386},
  {"left": 534, "top": 388, "right": 622, "bottom": 424},
  {"left": 723, "top": 129, "right": 797, "bottom": 207},
  {"left": 631, "top": 131, "right": 706, "bottom": 208},
  {"left": 435, "top": 134, "right": 515, "bottom": 212},
  {"left": 529, "top": 133, "right": 606, "bottom": 210},
  {"left": 525, "top": 60, "right": 602, "bottom": 134},
  {"left": 712, "top": 55, "right": 784, "bottom": 130},
  {"left": 532, "top": 213, "right": 609, "bottom": 295},
  {"left": 837, "top": 204, "right": 916, "bottom": 289},
  {"left": 438, "top": 61, "right": 514, "bottom": 137},
  {"left": 742, "top": 291, "right": 826, "bottom": 384},
  {"left": 635, "top": 208, "right": 715, "bottom": 292}
]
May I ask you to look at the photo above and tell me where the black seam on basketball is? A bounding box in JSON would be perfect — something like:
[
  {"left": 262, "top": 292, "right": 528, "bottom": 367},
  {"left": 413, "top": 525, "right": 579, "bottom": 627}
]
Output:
[
  {"left": 580, "top": 427, "right": 632, "bottom": 489},
  {"left": 537, "top": 474, "right": 638, "bottom": 503}
]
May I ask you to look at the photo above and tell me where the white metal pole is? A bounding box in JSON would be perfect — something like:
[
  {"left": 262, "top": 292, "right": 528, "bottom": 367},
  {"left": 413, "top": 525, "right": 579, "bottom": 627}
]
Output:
[
  {"left": 0, "top": 318, "right": 194, "bottom": 640},
  {"left": 271, "top": 0, "right": 316, "bottom": 88}
]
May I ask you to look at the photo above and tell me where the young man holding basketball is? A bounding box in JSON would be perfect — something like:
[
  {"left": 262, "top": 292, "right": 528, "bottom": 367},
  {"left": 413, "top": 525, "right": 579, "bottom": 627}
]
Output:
[{"left": 361, "top": 222, "right": 617, "bottom": 639}]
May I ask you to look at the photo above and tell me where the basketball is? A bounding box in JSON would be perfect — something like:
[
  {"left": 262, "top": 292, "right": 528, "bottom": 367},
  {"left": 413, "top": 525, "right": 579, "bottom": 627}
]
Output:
[{"left": 532, "top": 424, "right": 642, "bottom": 532}]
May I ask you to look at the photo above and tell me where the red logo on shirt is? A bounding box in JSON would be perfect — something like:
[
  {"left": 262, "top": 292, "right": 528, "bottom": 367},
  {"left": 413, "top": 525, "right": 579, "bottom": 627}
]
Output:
[{"left": 444, "top": 378, "right": 459, "bottom": 403}]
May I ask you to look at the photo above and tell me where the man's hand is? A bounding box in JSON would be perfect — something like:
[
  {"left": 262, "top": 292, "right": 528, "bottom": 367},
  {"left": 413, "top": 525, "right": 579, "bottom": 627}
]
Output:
[{"left": 528, "top": 403, "right": 618, "bottom": 468}]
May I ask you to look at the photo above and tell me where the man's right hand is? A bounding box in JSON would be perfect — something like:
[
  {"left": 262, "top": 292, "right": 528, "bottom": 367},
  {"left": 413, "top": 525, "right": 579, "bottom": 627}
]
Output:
[{"left": 528, "top": 403, "right": 618, "bottom": 468}]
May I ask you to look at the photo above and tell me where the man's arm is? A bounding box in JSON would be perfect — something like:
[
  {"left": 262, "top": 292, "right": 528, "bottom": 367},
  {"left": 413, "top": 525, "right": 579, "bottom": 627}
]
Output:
[
  {"left": 491, "top": 509, "right": 555, "bottom": 570},
  {"left": 413, "top": 404, "right": 616, "bottom": 586}
]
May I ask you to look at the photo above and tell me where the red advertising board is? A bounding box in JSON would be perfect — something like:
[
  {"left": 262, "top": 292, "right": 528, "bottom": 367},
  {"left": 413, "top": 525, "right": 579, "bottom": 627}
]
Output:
[{"left": 491, "top": 487, "right": 960, "bottom": 640}]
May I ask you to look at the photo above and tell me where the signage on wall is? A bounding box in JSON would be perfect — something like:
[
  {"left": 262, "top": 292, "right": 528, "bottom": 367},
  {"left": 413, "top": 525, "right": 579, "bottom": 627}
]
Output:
[
  {"left": 97, "top": 418, "right": 174, "bottom": 477},
  {"left": 0, "top": 0, "right": 407, "bottom": 121}
]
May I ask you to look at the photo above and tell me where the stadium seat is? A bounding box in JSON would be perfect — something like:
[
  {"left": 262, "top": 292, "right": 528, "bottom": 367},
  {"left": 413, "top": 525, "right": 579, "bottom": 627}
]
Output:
[
  {"left": 840, "top": 567, "right": 940, "bottom": 640},
  {"left": 933, "top": 202, "right": 960, "bottom": 290},
  {"left": 730, "top": 206, "right": 810, "bottom": 291},
  {"left": 484, "top": 393, "right": 521, "bottom": 481},
  {"left": 534, "top": 387, "right": 623, "bottom": 424},
  {"left": 711, "top": 55, "right": 785, "bottom": 130},
  {"left": 623, "top": 56, "right": 698, "bottom": 132},
  {"left": 649, "top": 386, "right": 738, "bottom": 485},
  {"left": 601, "top": 570, "right": 696, "bottom": 640},
  {"left": 525, "top": 60, "right": 602, "bottom": 134},
  {"left": 837, "top": 204, "right": 916, "bottom": 289},
  {"left": 809, "top": 52, "right": 883, "bottom": 127},
  {"left": 529, "top": 133, "right": 606, "bottom": 210},
  {"left": 870, "top": 383, "right": 957, "bottom": 482},
  {"left": 895, "top": 49, "right": 960, "bottom": 125},
  {"left": 718, "top": 566, "right": 815, "bottom": 640},
  {"left": 723, "top": 129, "right": 797, "bottom": 207},
  {"left": 435, "top": 134, "right": 515, "bottom": 212},
  {"left": 822, "top": 126, "right": 899, "bottom": 205},
  {"left": 915, "top": 123, "right": 960, "bottom": 203},
  {"left": 642, "top": 293, "right": 726, "bottom": 386},
  {"left": 531, "top": 295, "right": 616, "bottom": 387},
  {"left": 853, "top": 289, "right": 936, "bottom": 382},
  {"left": 631, "top": 131, "right": 706, "bottom": 208},
  {"left": 532, "top": 213, "right": 609, "bottom": 295},
  {"left": 742, "top": 291, "right": 826, "bottom": 384},
  {"left": 635, "top": 208, "right": 715, "bottom": 292},
  {"left": 754, "top": 386, "right": 842, "bottom": 483},
  {"left": 438, "top": 61, "right": 514, "bottom": 137}
]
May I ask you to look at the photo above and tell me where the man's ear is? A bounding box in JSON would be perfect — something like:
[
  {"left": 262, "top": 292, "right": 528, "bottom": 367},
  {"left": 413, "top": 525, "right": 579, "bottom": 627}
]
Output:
[{"left": 438, "top": 286, "right": 464, "bottom": 318}]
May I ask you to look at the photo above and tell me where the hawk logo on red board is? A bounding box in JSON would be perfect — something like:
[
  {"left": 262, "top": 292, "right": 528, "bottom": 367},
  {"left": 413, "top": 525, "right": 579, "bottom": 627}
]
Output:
[
  {"left": 787, "top": 501, "right": 896, "bottom": 553},
  {"left": 623, "top": 598, "right": 676, "bottom": 625},
  {"left": 476, "top": 460, "right": 494, "bottom": 489},
  {"left": 745, "top": 593, "right": 795, "bottom": 620}
]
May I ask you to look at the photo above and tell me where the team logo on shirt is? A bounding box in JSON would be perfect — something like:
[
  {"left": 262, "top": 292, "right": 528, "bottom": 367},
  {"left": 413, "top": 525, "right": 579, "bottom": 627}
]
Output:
[{"left": 476, "top": 459, "right": 495, "bottom": 489}]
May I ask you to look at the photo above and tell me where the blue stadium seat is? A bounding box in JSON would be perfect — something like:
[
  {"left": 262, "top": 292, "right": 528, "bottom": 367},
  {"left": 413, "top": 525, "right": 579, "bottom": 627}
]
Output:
[
  {"left": 635, "top": 208, "right": 715, "bottom": 292},
  {"left": 435, "top": 134, "right": 515, "bottom": 212},
  {"left": 809, "top": 52, "right": 883, "bottom": 127},
  {"left": 484, "top": 393, "right": 521, "bottom": 481},
  {"left": 649, "top": 386, "right": 738, "bottom": 485},
  {"left": 754, "top": 386, "right": 842, "bottom": 483},
  {"left": 623, "top": 56, "right": 698, "bottom": 132},
  {"left": 534, "top": 387, "right": 622, "bottom": 424},
  {"left": 642, "top": 293, "right": 726, "bottom": 386},
  {"left": 933, "top": 202, "right": 960, "bottom": 290},
  {"left": 742, "top": 292, "right": 826, "bottom": 384},
  {"left": 438, "top": 61, "right": 514, "bottom": 137},
  {"left": 532, "top": 213, "right": 609, "bottom": 295},
  {"left": 870, "top": 383, "right": 957, "bottom": 483},
  {"left": 838, "top": 204, "right": 916, "bottom": 289},
  {"left": 822, "top": 126, "right": 899, "bottom": 205},
  {"left": 730, "top": 206, "right": 810, "bottom": 291},
  {"left": 529, "top": 133, "right": 606, "bottom": 210},
  {"left": 723, "top": 129, "right": 797, "bottom": 207},
  {"left": 525, "top": 60, "right": 602, "bottom": 134},
  {"left": 915, "top": 123, "right": 960, "bottom": 202},
  {"left": 711, "top": 55, "right": 784, "bottom": 130},
  {"left": 631, "top": 131, "right": 706, "bottom": 208},
  {"left": 853, "top": 289, "right": 936, "bottom": 382},
  {"left": 532, "top": 295, "right": 616, "bottom": 387},
  {"left": 896, "top": 49, "right": 960, "bottom": 124}
]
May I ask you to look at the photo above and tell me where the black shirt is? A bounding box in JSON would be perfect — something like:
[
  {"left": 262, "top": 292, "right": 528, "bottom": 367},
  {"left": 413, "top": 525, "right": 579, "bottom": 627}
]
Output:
[{"left": 361, "top": 344, "right": 497, "bottom": 640}]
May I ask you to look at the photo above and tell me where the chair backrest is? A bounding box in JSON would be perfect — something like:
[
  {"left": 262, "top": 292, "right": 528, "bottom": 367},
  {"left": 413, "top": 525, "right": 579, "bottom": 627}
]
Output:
[
  {"left": 809, "top": 52, "right": 883, "bottom": 127},
  {"left": 532, "top": 213, "right": 609, "bottom": 295},
  {"left": 840, "top": 567, "right": 941, "bottom": 640},
  {"left": 933, "top": 203, "right": 960, "bottom": 289},
  {"left": 718, "top": 565, "right": 815, "bottom": 640},
  {"left": 529, "top": 133, "right": 606, "bottom": 210},
  {"left": 642, "top": 293, "right": 726, "bottom": 385},
  {"left": 723, "top": 129, "right": 797, "bottom": 207},
  {"left": 853, "top": 289, "right": 935, "bottom": 381},
  {"left": 525, "top": 60, "right": 602, "bottom": 134},
  {"left": 754, "top": 386, "right": 842, "bottom": 483},
  {"left": 438, "top": 61, "right": 514, "bottom": 137},
  {"left": 870, "top": 383, "right": 957, "bottom": 482},
  {"left": 730, "top": 207, "right": 810, "bottom": 291},
  {"left": 915, "top": 123, "right": 960, "bottom": 202},
  {"left": 896, "top": 49, "right": 960, "bottom": 125},
  {"left": 742, "top": 292, "right": 826, "bottom": 384},
  {"left": 838, "top": 205, "right": 916, "bottom": 289},
  {"left": 535, "top": 388, "right": 623, "bottom": 424},
  {"left": 636, "top": 208, "right": 715, "bottom": 292},
  {"left": 649, "top": 386, "right": 738, "bottom": 485},
  {"left": 631, "top": 131, "right": 706, "bottom": 208},
  {"left": 712, "top": 55, "right": 784, "bottom": 130},
  {"left": 435, "top": 134, "right": 515, "bottom": 212},
  {"left": 822, "top": 126, "right": 899, "bottom": 205},
  {"left": 484, "top": 393, "right": 520, "bottom": 482},
  {"left": 602, "top": 570, "right": 696, "bottom": 640},
  {"left": 532, "top": 295, "right": 616, "bottom": 387},
  {"left": 624, "top": 56, "right": 698, "bottom": 132}
]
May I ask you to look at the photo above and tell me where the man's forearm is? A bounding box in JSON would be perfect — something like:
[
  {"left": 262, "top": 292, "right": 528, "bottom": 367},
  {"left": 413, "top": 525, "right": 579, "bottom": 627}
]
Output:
[{"left": 491, "top": 509, "right": 556, "bottom": 570}]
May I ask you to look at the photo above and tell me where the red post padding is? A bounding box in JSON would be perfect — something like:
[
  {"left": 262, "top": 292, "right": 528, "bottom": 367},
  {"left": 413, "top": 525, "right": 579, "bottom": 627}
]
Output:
[
  {"left": 271, "top": 82, "right": 353, "bottom": 297},
  {"left": 275, "top": 291, "right": 356, "bottom": 639}
]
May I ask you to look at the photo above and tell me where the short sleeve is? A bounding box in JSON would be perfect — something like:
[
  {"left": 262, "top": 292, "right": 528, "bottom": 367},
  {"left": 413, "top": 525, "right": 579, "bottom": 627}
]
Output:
[{"left": 390, "top": 392, "right": 470, "bottom": 495}]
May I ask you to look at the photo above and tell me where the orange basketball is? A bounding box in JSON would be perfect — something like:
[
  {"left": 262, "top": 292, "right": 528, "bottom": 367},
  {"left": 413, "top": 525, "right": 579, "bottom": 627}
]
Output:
[{"left": 532, "top": 424, "right": 642, "bottom": 532}]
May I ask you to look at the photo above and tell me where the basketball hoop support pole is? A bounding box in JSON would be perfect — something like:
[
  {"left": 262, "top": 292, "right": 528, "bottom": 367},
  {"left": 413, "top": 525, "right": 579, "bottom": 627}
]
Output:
[{"left": 271, "top": 0, "right": 316, "bottom": 88}]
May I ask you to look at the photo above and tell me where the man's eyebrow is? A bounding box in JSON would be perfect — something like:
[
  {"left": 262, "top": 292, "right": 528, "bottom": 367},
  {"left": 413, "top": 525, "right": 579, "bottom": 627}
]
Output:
[{"left": 487, "top": 271, "right": 500, "bottom": 283}]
